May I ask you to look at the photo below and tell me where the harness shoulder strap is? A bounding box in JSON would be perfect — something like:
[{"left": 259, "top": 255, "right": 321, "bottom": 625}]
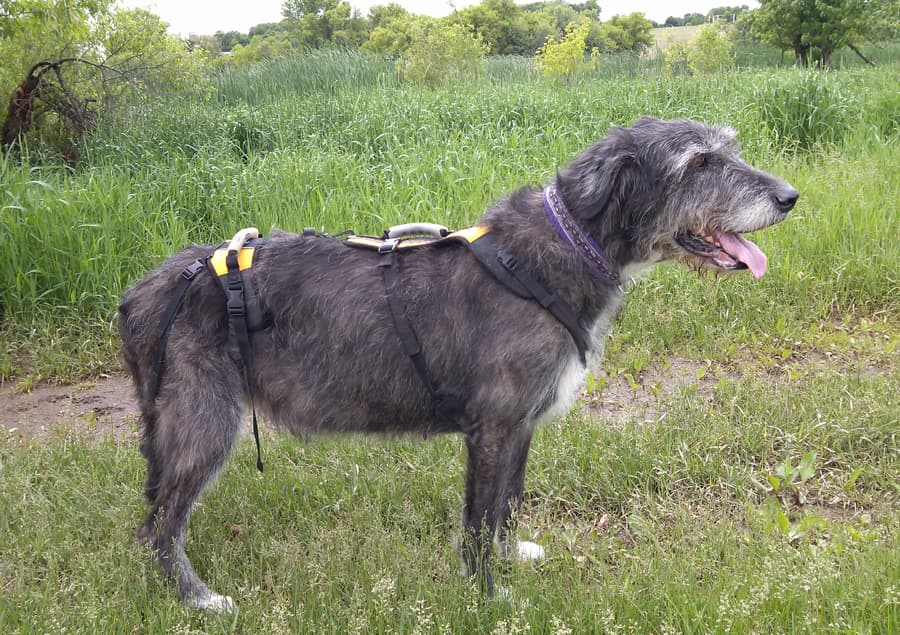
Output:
[{"left": 466, "top": 232, "right": 589, "bottom": 364}]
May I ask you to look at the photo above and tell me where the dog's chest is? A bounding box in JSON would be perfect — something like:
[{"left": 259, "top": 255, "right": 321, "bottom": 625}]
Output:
[{"left": 533, "top": 296, "right": 623, "bottom": 427}]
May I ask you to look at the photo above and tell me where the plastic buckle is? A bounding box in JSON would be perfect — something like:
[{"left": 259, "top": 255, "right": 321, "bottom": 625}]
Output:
[
  {"left": 181, "top": 259, "right": 205, "bottom": 280},
  {"left": 226, "top": 288, "right": 244, "bottom": 317},
  {"left": 497, "top": 251, "right": 518, "bottom": 271},
  {"left": 302, "top": 227, "right": 316, "bottom": 237}
]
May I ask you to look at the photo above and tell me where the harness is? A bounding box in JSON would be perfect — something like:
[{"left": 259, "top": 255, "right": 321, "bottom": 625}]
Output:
[{"left": 149, "top": 204, "right": 600, "bottom": 468}]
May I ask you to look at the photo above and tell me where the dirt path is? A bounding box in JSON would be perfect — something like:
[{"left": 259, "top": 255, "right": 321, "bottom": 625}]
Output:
[
  {"left": 0, "top": 361, "right": 718, "bottom": 442},
  {"left": 0, "top": 375, "right": 141, "bottom": 441}
]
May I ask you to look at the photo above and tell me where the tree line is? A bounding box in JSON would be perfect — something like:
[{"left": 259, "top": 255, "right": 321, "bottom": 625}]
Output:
[
  {"left": 193, "top": 0, "right": 896, "bottom": 69},
  {"left": 1, "top": 0, "right": 897, "bottom": 153}
]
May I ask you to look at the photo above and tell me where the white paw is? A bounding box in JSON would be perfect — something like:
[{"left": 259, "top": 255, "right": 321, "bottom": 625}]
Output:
[
  {"left": 190, "top": 592, "right": 235, "bottom": 613},
  {"left": 516, "top": 541, "right": 545, "bottom": 562}
]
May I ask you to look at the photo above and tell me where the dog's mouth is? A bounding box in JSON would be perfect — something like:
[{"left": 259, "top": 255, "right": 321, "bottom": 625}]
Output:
[{"left": 675, "top": 228, "right": 768, "bottom": 279}]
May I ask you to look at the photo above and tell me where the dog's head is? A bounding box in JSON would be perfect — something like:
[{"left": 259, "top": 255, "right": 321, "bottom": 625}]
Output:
[{"left": 557, "top": 117, "right": 798, "bottom": 279}]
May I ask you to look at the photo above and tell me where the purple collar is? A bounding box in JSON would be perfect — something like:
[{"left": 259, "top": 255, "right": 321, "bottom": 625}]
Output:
[{"left": 543, "top": 183, "right": 620, "bottom": 286}]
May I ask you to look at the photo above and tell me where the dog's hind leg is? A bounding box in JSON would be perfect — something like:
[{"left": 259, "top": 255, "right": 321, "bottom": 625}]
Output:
[{"left": 137, "top": 363, "right": 244, "bottom": 613}]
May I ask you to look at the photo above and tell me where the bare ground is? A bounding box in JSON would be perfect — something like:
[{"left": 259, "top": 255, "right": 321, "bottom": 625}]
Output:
[{"left": 0, "top": 375, "right": 140, "bottom": 441}]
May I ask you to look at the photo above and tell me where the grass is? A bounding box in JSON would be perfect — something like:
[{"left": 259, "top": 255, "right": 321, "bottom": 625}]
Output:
[
  {"left": 0, "top": 356, "right": 896, "bottom": 632},
  {"left": 0, "top": 52, "right": 897, "bottom": 631}
]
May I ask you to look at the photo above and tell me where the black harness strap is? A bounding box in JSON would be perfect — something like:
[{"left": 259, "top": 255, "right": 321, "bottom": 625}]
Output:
[
  {"left": 225, "top": 249, "right": 265, "bottom": 472},
  {"left": 149, "top": 258, "right": 206, "bottom": 401},
  {"left": 377, "top": 242, "right": 465, "bottom": 435},
  {"left": 466, "top": 233, "right": 589, "bottom": 364}
]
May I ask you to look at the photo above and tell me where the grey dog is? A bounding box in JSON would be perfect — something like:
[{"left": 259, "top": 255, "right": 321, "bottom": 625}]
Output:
[{"left": 118, "top": 117, "right": 798, "bottom": 611}]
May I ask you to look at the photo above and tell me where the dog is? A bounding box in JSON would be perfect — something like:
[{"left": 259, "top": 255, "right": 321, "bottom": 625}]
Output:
[{"left": 118, "top": 117, "right": 798, "bottom": 612}]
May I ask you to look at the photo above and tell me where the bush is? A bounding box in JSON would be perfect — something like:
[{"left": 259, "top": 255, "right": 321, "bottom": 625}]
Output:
[
  {"left": 399, "top": 24, "right": 487, "bottom": 85},
  {"left": 535, "top": 20, "right": 599, "bottom": 83},
  {"left": 664, "top": 23, "right": 735, "bottom": 75},
  {"left": 688, "top": 23, "right": 735, "bottom": 74}
]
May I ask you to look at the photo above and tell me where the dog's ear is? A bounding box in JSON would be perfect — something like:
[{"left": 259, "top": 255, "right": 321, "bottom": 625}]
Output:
[{"left": 558, "top": 127, "right": 648, "bottom": 221}]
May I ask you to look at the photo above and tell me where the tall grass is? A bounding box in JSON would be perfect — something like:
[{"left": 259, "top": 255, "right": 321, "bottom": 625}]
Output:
[
  {"left": 215, "top": 49, "right": 397, "bottom": 105},
  {"left": 1, "top": 57, "right": 898, "bottom": 379}
]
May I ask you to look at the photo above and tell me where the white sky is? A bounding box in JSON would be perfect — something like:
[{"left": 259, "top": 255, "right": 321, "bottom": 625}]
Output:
[{"left": 122, "top": 1, "right": 757, "bottom": 37}]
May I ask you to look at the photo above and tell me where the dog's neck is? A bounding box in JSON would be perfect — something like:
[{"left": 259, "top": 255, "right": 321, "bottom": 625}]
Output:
[{"left": 542, "top": 183, "right": 620, "bottom": 288}]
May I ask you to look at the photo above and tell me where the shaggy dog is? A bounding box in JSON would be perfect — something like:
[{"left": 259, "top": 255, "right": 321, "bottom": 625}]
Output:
[{"left": 118, "top": 117, "right": 798, "bottom": 611}]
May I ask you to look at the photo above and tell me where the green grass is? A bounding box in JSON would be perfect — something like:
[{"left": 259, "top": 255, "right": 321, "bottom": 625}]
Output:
[
  {"left": 1, "top": 357, "right": 896, "bottom": 632},
  {"left": 0, "top": 53, "right": 897, "bottom": 631}
]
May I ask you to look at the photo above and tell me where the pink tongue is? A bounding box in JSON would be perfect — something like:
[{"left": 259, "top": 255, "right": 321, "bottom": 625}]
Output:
[{"left": 715, "top": 231, "right": 768, "bottom": 279}]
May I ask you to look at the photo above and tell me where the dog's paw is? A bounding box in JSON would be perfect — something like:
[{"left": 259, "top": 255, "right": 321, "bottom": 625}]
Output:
[
  {"left": 189, "top": 592, "right": 235, "bottom": 614},
  {"left": 515, "top": 541, "right": 545, "bottom": 562}
]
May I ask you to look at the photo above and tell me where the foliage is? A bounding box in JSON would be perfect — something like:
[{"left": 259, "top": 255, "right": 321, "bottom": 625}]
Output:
[
  {"left": 281, "top": 0, "right": 368, "bottom": 49},
  {"left": 230, "top": 33, "right": 295, "bottom": 68},
  {"left": 0, "top": 0, "right": 109, "bottom": 93},
  {"left": 597, "top": 12, "right": 654, "bottom": 54},
  {"left": 688, "top": 23, "right": 735, "bottom": 73},
  {"left": 741, "top": 0, "right": 900, "bottom": 67},
  {"left": 215, "top": 30, "right": 251, "bottom": 52},
  {"left": 398, "top": 23, "right": 487, "bottom": 85},
  {"left": 535, "top": 19, "right": 598, "bottom": 82},
  {"left": 0, "top": 2, "right": 210, "bottom": 151},
  {"left": 663, "top": 41, "right": 691, "bottom": 75},
  {"left": 663, "top": 23, "right": 735, "bottom": 74},
  {"left": 361, "top": 4, "right": 421, "bottom": 57}
]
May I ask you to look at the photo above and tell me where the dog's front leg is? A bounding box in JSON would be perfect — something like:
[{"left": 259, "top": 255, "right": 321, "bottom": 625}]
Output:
[{"left": 461, "top": 429, "right": 517, "bottom": 595}]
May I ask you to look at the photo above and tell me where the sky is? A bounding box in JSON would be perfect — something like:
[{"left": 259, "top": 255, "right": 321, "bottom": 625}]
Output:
[{"left": 123, "top": 1, "right": 757, "bottom": 37}]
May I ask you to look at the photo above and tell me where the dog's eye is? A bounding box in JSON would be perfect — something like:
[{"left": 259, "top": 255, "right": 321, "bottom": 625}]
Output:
[{"left": 689, "top": 154, "right": 707, "bottom": 168}]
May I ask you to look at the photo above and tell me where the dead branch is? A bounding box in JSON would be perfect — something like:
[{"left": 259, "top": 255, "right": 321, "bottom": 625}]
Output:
[{"left": 1, "top": 58, "right": 130, "bottom": 149}]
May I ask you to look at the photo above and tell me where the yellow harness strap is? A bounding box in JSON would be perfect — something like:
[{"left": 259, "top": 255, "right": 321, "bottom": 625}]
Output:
[{"left": 210, "top": 246, "right": 255, "bottom": 275}]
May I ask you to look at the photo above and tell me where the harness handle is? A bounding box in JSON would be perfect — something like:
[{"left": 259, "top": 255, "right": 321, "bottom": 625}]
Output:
[
  {"left": 227, "top": 227, "right": 260, "bottom": 253},
  {"left": 384, "top": 223, "right": 448, "bottom": 240}
]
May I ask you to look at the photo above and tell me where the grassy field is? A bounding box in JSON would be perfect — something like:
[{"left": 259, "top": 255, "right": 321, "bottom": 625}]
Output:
[
  {"left": 650, "top": 25, "right": 704, "bottom": 53},
  {"left": 0, "top": 52, "right": 898, "bottom": 632}
]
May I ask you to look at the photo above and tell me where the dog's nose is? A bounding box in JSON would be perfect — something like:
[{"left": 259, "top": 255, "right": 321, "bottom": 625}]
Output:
[{"left": 774, "top": 186, "right": 799, "bottom": 214}]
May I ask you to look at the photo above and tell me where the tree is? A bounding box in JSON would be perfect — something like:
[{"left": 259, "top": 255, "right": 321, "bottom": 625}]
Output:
[
  {"left": 281, "top": 0, "right": 366, "bottom": 48},
  {"left": 687, "top": 23, "right": 734, "bottom": 73},
  {"left": 215, "top": 30, "right": 250, "bottom": 52},
  {"left": 597, "top": 12, "right": 654, "bottom": 54},
  {"left": 1, "top": 2, "right": 209, "bottom": 151},
  {"left": 707, "top": 5, "right": 750, "bottom": 22},
  {"left": 362, "top": 5, "right": 425, "bottom": 57},
  {"left": 741, "top": 0, "right": 899, "bottom": 67},
  {"left": 683, "top": 13, "right": 707, "bottom": 26}
]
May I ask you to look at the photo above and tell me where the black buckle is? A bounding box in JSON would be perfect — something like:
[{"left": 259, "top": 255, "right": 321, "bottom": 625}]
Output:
[
  {"left": 497, "top": 251, "right": 517, "bottom": 271},
  {"left": 181, "top": 259, "right": 205, "bottom": 280},
  {"left": 226, "top": 288, "right": 244, "bottom": 317},
  {"left": 303, "top": 227, "right": 316, "bottom": 237}
]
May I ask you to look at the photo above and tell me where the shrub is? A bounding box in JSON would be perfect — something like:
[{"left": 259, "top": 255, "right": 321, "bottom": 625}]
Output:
[
  {"left": 688, "top": 23, "right": 735, "bottom": 74},
  {"left": 399, "top": 24, "right": 487, "bottom": 85},
  {"left": 664, "top": 24, "right": 735, "bottom": 76},
  {"left": 535, "top": 20, "right": 599, "bottom": 83}
]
